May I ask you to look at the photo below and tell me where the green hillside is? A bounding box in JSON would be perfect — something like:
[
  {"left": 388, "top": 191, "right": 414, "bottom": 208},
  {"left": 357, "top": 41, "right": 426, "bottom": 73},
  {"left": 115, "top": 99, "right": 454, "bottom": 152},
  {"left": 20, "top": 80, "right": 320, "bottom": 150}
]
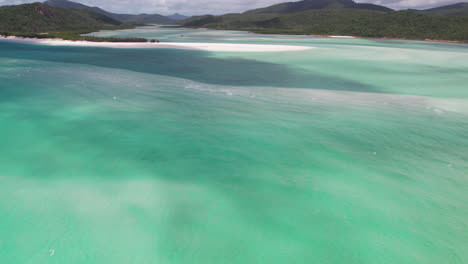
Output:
[
  {"left": 0, "top": 2, "right": 123, "bottom": 32},
  {"left": 0, "top": 3, "right": 149, "bottom": 42},
  {"left": 182, "top": 2, "right": 468, "bottom": 42},
  {"left": 183, "top": 13, "right": 278, "bottom": 28},
  {"left": 244, "top": 0, "right": 393, "bottom": 14},
  {"left": 278, "top": 10, "right": 468, "bottom": 40},
  {"left": 112, "top": 13, "right": 173, "bottom": 24},
  {"left": 45, "top": 0, "right": 174, "bottom": 23}
]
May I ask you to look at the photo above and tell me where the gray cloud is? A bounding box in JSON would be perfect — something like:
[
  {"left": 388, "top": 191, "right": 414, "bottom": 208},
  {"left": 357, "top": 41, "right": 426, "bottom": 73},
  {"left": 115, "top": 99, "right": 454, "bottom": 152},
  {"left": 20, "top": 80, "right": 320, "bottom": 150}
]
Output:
[{"left": 0, "top": 0, "right": 463, "bottom": 15}]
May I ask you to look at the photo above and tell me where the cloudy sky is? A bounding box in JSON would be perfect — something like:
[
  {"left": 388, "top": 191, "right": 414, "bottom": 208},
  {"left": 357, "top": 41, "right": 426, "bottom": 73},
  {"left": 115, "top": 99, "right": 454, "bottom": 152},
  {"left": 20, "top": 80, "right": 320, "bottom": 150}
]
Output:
[{"left": 0, "top": 0, "right": 462, "bottom": 15}]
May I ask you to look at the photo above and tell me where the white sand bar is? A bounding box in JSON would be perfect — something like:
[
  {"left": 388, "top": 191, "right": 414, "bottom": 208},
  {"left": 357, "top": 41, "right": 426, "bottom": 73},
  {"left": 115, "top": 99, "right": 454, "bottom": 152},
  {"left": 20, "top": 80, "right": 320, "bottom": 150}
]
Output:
[
  {"left": 328, "top": 35, "right": 356, "bottom": 38},
  {"left": 1, "top": 37, "right": 313, "bottom": 52}
]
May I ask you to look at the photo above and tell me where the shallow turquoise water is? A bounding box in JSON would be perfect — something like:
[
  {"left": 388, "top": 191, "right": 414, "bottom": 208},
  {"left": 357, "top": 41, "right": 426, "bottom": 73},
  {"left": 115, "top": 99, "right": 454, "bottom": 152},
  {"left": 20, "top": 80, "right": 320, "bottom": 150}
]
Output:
[{"left": 1, "top": 27, "right": 468, "bottom": 263}]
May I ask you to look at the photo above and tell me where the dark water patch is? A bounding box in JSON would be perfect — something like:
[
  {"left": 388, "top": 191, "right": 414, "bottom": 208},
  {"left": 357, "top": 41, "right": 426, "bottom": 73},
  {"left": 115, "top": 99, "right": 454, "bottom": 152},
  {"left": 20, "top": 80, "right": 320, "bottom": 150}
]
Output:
[{"left": 0, "top": 41, "right": 378, "bottom": 93}]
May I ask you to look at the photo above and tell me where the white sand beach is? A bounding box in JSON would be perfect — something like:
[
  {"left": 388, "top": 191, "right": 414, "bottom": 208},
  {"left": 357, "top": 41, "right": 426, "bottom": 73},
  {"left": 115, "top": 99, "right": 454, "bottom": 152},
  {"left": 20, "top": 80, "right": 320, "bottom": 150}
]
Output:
[{"left": 0, "top": 36, "right": 313, "bottom": 52}]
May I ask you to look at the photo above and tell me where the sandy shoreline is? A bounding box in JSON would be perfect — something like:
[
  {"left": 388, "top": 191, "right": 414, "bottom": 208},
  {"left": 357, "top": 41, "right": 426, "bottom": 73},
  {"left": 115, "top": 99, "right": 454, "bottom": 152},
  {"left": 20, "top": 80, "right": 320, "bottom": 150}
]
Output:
[
  {"left": 0, "top": 36, "right": 313, "bottom": 52},
  {"left": 308, "top": 34, "right": 467, "bottom": 44}
]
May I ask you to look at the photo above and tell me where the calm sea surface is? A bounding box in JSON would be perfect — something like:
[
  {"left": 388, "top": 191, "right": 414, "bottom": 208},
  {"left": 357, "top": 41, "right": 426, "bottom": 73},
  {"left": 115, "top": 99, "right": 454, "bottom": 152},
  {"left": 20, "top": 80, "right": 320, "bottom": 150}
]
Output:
[{"left": 1, "top": 26, "right": 467, "bottom": 263}]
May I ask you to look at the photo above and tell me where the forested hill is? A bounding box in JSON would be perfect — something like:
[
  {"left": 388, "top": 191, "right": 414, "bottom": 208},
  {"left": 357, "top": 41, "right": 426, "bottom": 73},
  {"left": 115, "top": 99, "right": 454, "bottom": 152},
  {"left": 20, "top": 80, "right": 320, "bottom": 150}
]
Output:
[
  {"left": 45, "top": 0, "right": 174, "bottom": 23},
  {"left": 244, "top": 0, "right": 393, "bottom": 14},
  {"left": 167, "top": 13, "right": 190, "bottom": 20},
  {"left": 181, "top": 0, "right": 468, "bottom": 42},
  {"left": 0, "top": 3, "right": 124, "bottom": 33}
]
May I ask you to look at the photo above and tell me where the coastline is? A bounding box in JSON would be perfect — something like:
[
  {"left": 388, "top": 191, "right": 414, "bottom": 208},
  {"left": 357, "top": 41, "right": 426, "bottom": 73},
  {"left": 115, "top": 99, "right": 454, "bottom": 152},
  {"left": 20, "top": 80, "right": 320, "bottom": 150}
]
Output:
[
  {"left": 144, "top": 26, "right": 468, "bottom": 44},
  {"left": 307, "top": 34, "right": 468, "bottom": 44},
  {"left": 244, "top": 28, "right": 468, "bottom": 44},
  {"left": 0, "top": 36, "right": 313, "bottom": 52}
]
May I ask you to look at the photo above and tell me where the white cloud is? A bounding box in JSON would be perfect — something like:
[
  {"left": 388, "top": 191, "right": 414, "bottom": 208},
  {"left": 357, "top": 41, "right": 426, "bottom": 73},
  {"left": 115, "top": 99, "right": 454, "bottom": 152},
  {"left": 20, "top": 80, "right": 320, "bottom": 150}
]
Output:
[{"left": 0, "top": 0, "right": 463, "bottom": 15}]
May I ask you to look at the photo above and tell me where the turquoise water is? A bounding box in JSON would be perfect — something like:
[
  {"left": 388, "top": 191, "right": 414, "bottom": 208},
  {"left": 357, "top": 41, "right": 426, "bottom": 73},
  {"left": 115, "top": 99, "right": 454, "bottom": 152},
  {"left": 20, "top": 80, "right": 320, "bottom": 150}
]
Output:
[{"left": 1, "top": 26, "right": 468, "bottom": 263}]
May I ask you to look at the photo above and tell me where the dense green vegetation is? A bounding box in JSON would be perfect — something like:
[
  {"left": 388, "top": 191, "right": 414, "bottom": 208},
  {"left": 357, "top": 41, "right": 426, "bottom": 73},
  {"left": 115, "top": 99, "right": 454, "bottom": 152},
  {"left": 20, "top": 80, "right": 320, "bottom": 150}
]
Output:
[
  {"left": 45, "top": 0, "right": 174, "bottom": 23},
  {"left": 183, "top": 13, "right": 279, "bottom": 28},
  {"left": 278, "top": 10, "right": 468, "bottom": 41},
  {"left": 1, "top": 0, "right": 466, "bottom": 43},
  {"left": 0, "top": 3, "right": 124, "bottom": 32},
  {"left": 182, "top": 0, "right": 468, "bottom": 42},
  {"left": 0, "top": 30, "right": 148, "bottom": 42},
  {"left": 0, "top": 3, "right": 151, "bottom": 42}
]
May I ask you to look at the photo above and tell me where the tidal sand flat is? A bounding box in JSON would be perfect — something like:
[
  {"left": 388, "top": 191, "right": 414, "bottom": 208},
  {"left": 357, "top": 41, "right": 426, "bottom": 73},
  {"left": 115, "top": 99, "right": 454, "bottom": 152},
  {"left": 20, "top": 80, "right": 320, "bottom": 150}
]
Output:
[
  {"left": 0, "top": 36, "right": 313, "bottom": 52},
  {"left": 0, "top": 26, "right": 467, "bottom": 264}
]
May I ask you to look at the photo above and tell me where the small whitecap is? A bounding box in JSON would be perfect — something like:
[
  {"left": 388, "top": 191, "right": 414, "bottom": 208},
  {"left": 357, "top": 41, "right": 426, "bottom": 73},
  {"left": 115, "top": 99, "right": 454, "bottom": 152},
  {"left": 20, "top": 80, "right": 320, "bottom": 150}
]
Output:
[{"left": 433, "top": 108, "right": 444, "bottom": 115}]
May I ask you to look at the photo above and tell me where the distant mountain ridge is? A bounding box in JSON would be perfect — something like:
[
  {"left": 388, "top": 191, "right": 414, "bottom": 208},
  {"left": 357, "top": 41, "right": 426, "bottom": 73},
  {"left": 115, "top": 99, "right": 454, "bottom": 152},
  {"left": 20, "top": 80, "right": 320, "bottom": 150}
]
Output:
[
  {"left": 425, "top": 2, "right": 468, "bottom": 11},
  {"left": 45, "top": 0, "right": 174, "bottom": 23},
  {"left": 415, "top": 2, "right": 468, "bottom": 16},
  {"left": 167, "top": 13, "right": 189, "bottom": 20},
  {"left": 244, "top": 0, "right": 393, "bottom": 14}
]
